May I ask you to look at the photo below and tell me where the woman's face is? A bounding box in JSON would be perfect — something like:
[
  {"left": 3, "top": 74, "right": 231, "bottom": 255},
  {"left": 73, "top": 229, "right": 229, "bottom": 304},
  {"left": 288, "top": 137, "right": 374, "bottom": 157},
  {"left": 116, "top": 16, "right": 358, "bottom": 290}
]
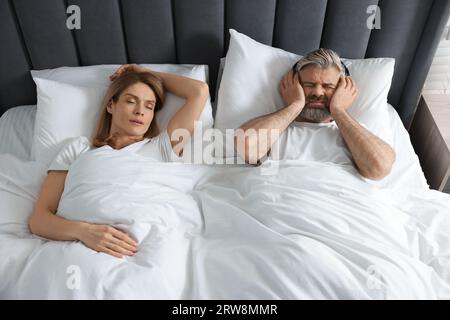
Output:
[{"left": 107, "top": 82, "right": 156, "bottom": 138}]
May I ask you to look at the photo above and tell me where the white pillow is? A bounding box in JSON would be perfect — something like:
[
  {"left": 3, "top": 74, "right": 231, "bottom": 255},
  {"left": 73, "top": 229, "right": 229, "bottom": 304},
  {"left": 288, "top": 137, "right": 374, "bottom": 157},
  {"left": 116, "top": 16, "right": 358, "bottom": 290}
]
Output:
[
  {"left": 215, "top": 29, "right": 395, "bottom": 145},
  {"left": 0, "top": 105, "right": 36, "bottom": 160},
  {"left": 31, "top": 64, "right": 213, "bottom": 165},
  {"left": 382, "top": 103, "right": 428, "bottom": 192},
  {"left": 32, "top": 80, "right": 105, "bottom": 166}
]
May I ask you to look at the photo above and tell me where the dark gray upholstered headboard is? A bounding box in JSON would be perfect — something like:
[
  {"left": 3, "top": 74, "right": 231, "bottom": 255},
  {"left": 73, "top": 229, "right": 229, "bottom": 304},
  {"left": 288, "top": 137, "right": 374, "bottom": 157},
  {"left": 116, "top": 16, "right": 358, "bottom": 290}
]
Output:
[{"left": 1, "top": 0, "right": 449, "bottom": 128}]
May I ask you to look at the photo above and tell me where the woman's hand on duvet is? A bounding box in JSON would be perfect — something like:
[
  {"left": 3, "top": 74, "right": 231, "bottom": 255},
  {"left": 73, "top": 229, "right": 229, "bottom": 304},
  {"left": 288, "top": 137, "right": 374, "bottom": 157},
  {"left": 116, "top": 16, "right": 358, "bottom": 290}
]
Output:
[
  {"left": 110, "top": 64, "right": 149, "bottom": 81},
  {"left": 77, "top": 222, "right": 138, "bottom": 259}
]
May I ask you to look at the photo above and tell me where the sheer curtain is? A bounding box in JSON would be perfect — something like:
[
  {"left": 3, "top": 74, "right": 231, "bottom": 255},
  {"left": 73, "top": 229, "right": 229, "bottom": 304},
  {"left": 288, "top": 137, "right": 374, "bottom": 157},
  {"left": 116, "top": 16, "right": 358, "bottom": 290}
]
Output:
[{"left": 423, "top": 17, "right": 450, "bottom": 94}]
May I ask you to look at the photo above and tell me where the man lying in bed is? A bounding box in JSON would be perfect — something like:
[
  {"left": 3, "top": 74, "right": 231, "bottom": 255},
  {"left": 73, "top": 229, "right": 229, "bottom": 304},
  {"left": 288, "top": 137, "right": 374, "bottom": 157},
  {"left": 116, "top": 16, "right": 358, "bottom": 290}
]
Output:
[{"left": 235, "top": 48, "right": 396, "bottom": 181}]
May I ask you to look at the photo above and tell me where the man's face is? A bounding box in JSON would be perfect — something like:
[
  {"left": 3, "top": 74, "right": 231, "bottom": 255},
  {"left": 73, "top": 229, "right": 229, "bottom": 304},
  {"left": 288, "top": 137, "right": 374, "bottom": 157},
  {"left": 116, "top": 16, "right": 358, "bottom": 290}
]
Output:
[{"left": 298, "top": 65, "right": 341, "bottom": 123}]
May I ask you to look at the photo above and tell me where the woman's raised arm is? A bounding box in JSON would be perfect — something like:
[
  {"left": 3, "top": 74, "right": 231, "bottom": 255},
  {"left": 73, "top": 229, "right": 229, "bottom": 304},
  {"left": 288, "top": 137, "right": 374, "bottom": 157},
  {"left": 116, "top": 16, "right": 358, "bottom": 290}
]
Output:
[{"left": 156, "top": 70, "right": 209, "bottom": 153}]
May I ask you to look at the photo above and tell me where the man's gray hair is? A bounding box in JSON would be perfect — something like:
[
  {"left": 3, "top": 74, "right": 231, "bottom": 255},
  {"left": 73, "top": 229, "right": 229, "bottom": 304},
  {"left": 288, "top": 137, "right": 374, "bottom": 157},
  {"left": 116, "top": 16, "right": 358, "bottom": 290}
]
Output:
[{"left": 294, "top": 48, "right": 345, "bottom": 75}]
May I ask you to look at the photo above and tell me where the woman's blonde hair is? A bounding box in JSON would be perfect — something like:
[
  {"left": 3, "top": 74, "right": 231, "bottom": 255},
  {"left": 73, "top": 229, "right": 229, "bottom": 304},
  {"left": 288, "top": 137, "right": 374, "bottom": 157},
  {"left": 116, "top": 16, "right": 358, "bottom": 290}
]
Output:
[{"left": 92, "top": 71, "right": 165, "bottom": 148}]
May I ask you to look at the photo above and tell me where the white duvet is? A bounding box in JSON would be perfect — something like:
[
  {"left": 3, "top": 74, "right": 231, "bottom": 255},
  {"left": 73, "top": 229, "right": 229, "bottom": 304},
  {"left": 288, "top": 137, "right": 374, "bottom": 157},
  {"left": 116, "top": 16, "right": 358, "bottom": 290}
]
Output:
[{"left": 1, "top": 143, "right": 450, "bottom": 299}]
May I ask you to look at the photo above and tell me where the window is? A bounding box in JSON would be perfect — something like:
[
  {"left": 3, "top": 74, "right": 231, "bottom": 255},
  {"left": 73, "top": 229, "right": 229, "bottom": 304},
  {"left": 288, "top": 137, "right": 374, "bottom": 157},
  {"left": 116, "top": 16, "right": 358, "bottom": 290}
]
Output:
[{"left": 423, "top": 18, "right": 450, "bottom": 94}]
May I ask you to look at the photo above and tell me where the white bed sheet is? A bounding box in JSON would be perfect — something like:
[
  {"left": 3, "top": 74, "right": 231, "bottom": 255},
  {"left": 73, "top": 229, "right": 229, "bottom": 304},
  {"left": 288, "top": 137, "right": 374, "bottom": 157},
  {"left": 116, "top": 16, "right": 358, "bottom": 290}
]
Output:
[
  {"left": 1, "top": 102, "right": 449, "bottom": 299},
  {"left": 0, "top": 105, "right": 36, "bottom": 161},
  {"left": 1, "top": 152, "right": 450, "bottom": 299},
  {"left": 0, "top": 101, "right": 428, "bottom": 192}
]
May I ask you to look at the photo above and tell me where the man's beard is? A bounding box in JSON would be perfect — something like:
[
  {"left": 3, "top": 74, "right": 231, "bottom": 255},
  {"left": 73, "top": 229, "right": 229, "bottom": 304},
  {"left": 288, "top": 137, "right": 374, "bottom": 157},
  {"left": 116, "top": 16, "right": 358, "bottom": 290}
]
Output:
[{"left": 300, "top": 103, "right": 331, "bottom": 123}]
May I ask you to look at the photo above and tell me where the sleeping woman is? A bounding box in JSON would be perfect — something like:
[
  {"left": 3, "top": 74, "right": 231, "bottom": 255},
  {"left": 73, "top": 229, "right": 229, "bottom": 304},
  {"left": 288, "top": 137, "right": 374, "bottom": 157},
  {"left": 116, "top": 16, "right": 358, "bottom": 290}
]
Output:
[{"left": 28, "top": 64, "right": 209, "bottom": 259}]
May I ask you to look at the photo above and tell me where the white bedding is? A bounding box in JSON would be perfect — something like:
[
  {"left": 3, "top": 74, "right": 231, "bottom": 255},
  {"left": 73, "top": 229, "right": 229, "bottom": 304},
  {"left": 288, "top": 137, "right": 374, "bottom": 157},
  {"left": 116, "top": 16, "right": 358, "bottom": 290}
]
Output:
[
  {"left": 1, "top": 100, "right": 450, "bottom": 299},
  {"left": 190, "top": 161, "right": 450, "bottom": 299},
  {"left": 0, "top": 105, "right": 36, "bottom": 160},
  {"left": 1, "top": 147, "right": 450, "bottom": 299}
]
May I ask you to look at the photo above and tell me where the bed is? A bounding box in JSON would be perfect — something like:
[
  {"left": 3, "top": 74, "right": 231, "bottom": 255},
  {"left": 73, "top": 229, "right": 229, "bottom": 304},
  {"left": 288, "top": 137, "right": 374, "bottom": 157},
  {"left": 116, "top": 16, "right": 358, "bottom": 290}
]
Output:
[{"left": 1, "top": 0, "right": 450, "bottom": 299}]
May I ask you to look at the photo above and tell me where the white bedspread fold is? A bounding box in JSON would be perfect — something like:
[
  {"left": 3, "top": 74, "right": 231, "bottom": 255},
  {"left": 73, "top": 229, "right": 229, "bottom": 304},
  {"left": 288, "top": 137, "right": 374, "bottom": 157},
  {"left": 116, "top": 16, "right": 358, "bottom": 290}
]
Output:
[{"left": 1, "top": 153, "right": 450, "bottom": 299}]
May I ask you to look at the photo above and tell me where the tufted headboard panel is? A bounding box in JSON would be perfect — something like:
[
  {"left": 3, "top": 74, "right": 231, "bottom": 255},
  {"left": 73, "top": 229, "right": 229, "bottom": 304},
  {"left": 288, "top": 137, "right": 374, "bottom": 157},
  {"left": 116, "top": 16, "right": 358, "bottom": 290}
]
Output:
[{"left": 0, "top": 0, "right": 449, "bottom": 127}]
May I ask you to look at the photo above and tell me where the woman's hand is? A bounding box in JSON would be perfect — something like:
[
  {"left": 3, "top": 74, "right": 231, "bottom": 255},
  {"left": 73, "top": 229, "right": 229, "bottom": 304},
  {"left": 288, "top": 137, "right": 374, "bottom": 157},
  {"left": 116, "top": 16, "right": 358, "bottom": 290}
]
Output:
[
  {"left": 77, "top": 222, "right": 138, "bottom": 259},
  {"left": 110, "top": 64, "right": 149, "bottom": 81}
]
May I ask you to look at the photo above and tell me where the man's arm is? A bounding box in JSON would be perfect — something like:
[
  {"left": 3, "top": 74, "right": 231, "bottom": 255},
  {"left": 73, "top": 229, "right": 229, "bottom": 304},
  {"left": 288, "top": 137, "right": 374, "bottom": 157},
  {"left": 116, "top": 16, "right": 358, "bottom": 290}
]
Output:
[
  {"left": 235, "top": 71, "right": 305, "bottom": 164},
  {"left": 330, "top": 76, "right": 396, "bottom": 180}
]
